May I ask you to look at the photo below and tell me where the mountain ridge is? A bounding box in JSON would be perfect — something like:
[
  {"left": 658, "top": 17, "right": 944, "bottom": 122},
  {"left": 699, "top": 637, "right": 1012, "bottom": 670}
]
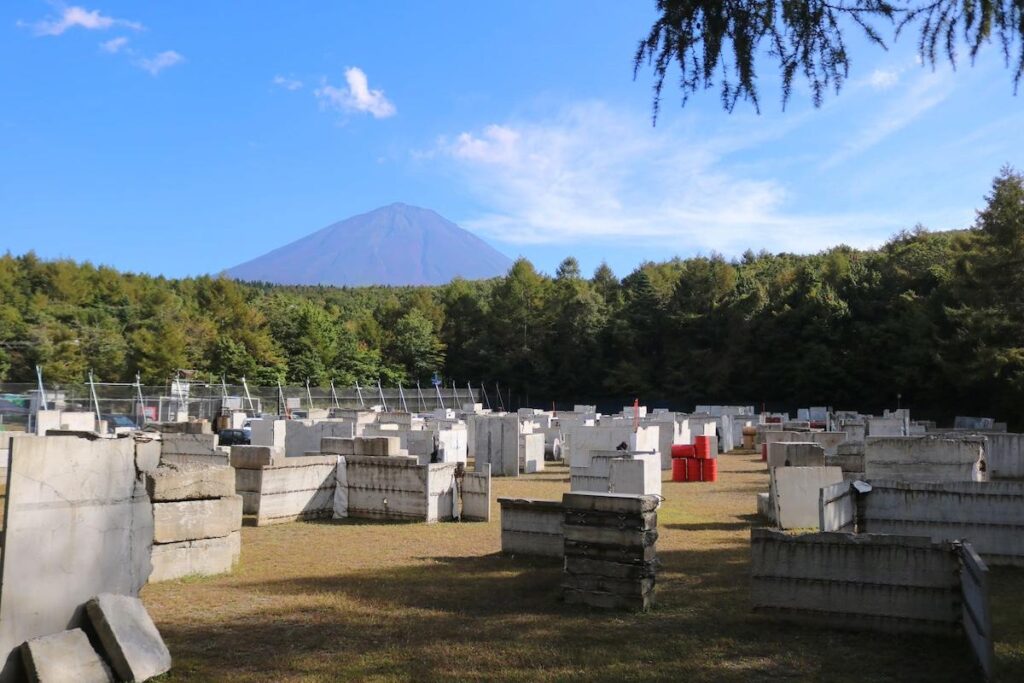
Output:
[{"left": 225, "top": 203, "right": 513, "bottom": 286}]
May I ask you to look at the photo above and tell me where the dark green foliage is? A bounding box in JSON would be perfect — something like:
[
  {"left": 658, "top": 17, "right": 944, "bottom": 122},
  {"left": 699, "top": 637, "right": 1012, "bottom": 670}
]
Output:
[
  {"left": 636, "top": 0, "right": 1024, "bottom": 117},
  {"left": 2, "top": 169, "right": 1024, "bottom": 425}
]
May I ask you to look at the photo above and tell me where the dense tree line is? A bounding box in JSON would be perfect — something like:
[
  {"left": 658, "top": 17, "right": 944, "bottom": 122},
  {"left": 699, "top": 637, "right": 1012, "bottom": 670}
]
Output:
[{"left": 1, "top": 169, "right": 1022, "bottom": 425}]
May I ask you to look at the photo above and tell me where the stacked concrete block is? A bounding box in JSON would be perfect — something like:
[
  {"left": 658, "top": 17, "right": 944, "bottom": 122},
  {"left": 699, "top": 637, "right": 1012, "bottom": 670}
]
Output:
[
  {"left": 160, "top": 432, "right": 227, "bottom": 466},
  {"left": 86, "top": 593, "right": 172, "bottom": 682},
  {"left": 231, "top": 445, "right": 337, "bottom": 526},
  {"left": 147, "top": 463, "right": 242, "bottom": 582},
  {"left": 864, "top": 435, "right": 987, "bottom": 482},
  {"left": 283, "top": 420, "right": 357, "bottom": 457},
  {"left": 570, "top": 450, "right": 661, "bottom": 497},
  {"left": 766, "top": 442, "right": 826, "bottom": 469},
  {"left": 499, "top": 498, "right": 564, "bottom": 557},
  {"left": 829, "top": 441, "right": 865, "bottom": 480},
  {"left": 561, "top": 492, "right": 660, "bottom": 611}
]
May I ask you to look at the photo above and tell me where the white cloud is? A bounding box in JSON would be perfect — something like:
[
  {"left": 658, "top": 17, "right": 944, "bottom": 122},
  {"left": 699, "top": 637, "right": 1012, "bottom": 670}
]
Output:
[
  {"left": 867, "top": 68, "right": 900, "bottom": 90},
  {"left": 99, "top": 36, "right": 128, "bottom": 53},
  {"left": 25, "top": 6, "right": 143, "bottom": 37},
  {"left": 432, "top": 103, "right": 893, "bottom": 255},
  {"left": 823, "top": 71, "right": 953, "bottom": 168},
  {"left": 136, "top": 50, "right": 184, "bottom": 76},
  {"left": 315, "top": 67, "right": 396, "bottom": 119},
  {"left": 272, "top": 75, "right": 303, "bottom": 91}
]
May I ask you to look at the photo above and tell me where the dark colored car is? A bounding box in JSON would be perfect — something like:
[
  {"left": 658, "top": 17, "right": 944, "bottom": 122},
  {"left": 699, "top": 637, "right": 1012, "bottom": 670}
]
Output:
[
  {"left": 101, "top": 414, "right": 139, "bottom": 434},
  {"left": 218, "top": 428, "right": 250, "bottom": 446}
]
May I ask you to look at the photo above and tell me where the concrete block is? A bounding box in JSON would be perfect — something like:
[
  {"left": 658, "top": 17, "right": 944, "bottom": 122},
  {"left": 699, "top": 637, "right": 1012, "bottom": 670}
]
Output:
[
  {"left": 257, "top": 463, "right": 337, "bottom": 495},
  {"left": 499, "top": 498, "right": 563, "bottom": 557},
  {"left": 149, "top": 531, "right": 241, "bottom": 582},
  {"left": 982, "top": 432, "right": 1024, "bottom": 479},
  {"left": 561, "top": 525, "right": 658, "bottom": 548},
  {"left": 769, "top": 466, "right": 844, "bottom": 530},
  {"left": 767, "top": 442, "right": 825, "bottom": 469},
  {"left": 564, "top": 557, "right": 657, "bottom": 580},
  {"left": 0, "top": 437, "right": 152, "bottom": 680},
  {"left": 563, "top": 539, "right": 657, "bottom": 564},
  {"left": 152, "top": 496, "right": 243, "bottom": 543},
  {"left": 134, "top": 439, "right": 161, "bottom": 474},
  {"left": 85, "top": 594, "right": 171, "bottom": 682},
  {"left": 333, "top": 456, "right": 348, "bottom": 519},
  {"left": 561, "top": 491, "right": 660, "bottom": 515},
  {"left": 20, "top": 629, "right": 113, "bottom": 683},
  {"left": 161, "top": 432, "right": 218, "bottom": 456},
  {"left": 462, "top": 465, "right": 490, "bottom": 521},
  {"left": 229, "top": 445, "right": 277, "bottom": 469},
  {"left": 864, "top": 436, "right": 986, "bottom": 482},
  {"left": 562, "top": 587, "right": 653, "bottom": 611},
  {"left": 321, "top": 437, "right": 355, "bottom": 456},
  {"left": 256, "top": 486, "right": 335, "bottom": 525},
  {"left": 146, "top": 463, "right": 235, "bottom": 501}
]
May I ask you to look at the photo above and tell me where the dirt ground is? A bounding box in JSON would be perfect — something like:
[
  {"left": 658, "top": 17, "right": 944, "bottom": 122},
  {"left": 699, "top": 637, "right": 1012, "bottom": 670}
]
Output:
[{"left": 142, "top": 453, "right": 1024, "bottom": 682}]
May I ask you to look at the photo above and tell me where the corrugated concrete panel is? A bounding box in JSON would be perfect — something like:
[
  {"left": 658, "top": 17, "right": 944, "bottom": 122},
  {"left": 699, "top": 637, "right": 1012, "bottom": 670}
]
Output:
[
  {"left": 859, "top": 479, "right": 1024, "bottom": 565},
  {"left": 751, "top": 530, "right": 961, "bottom": 633},
  {"left": 864, "top": 436, "right": 986, "bottom": 482},
  {"left": 0, "top": 436, "right": 153, "bottom": 681},
  {"left": 983, "top": 432, "right": 1024, "bottom": 479},
  {"left": 499, "top": 498, "right": 563, "bottom": 557}
]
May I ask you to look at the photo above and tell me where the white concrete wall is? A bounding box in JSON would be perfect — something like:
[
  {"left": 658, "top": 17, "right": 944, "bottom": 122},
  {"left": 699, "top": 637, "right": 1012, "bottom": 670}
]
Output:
[
  {"left": 864, "top": 436, "right": 986, "bottom": 482},
  {"left": 499, "top": 498, "right": 564, "bottom": 557},
  {"left": 983, "top": 432, "right": 1024, "bottom": 479}
]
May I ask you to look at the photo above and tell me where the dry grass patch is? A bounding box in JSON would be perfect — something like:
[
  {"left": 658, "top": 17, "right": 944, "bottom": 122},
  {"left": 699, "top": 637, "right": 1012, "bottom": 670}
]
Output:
[{"left": 143, "top": 454, "right": 1024, "bottom": 681}]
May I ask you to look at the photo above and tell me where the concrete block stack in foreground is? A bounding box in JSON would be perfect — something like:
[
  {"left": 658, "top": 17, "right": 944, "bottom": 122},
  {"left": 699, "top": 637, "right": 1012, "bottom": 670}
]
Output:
[
  {"left": 147, "top": 463, "right": 242, "bottom": 582},
  {"left": 561, "top": 492, "right": 660, "bottom": 611}
]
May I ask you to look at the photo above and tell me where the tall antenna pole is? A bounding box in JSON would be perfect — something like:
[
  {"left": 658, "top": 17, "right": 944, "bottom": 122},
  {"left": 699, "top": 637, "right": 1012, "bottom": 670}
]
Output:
[
  {"left": 278, "top": 380, "right": 287, "bottom": 418},
  {"left": 376, "top": 379, "right": 389, "bottom": 412},
  {"left": 136, "top": 373, "right": 147, "bottom": 424}
]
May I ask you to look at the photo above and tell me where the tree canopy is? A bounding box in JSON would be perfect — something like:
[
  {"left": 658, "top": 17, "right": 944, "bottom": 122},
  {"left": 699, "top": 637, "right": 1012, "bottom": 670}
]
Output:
[{"left": 635, "top": 0, "right": 1024, "bottom": 117}]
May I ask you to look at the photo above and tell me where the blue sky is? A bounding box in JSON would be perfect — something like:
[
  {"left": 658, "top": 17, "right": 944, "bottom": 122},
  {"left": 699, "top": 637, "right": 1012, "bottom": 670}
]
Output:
[{"left": 1, "top": 2, "right": 1021, "bottom": 280}]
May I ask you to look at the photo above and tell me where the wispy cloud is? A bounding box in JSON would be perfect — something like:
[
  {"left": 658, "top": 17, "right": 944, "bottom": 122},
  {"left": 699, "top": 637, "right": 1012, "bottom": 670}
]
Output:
[
  {"left": 272, "top": 75, "right": 303, "bottom": 91},
  {"left": 315, "top": 67, "right": 395, "bottom": 119},
  {"left": 431, "top": 103, "right": 894, "bottom": 255},
  {"left": 99, "top": 36, "right": 128, "bottom": 53},
  {"left": 22, "top": 6, "right": 143, "bottom": 37},
  {"left": 823, "top": 71, "right": 953, "bottom": 169},
  {"left": 136, "top": 50, "right": 184, "bottom": 76},
  {"left": 867, "top": 67, "right": 900, "bottom": 90}
]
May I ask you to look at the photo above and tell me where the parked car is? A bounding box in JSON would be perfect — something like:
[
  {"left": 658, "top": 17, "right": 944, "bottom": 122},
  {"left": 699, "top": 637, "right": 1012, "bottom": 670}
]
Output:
[
  {"left": 218, "top": 428, "right": 250, "bottom": 446},
  {"left": 102, "top": 414, "right": 139, "bottom": 435}
]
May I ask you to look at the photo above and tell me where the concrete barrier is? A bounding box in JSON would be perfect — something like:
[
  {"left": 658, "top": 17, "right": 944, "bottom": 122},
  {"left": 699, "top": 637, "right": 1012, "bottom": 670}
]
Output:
[
  {"left": 570, "top": 450, "right": 661, "bottom": 497},
  {"left": 231, "top": 446, "right": 336, "bottom": 525},
  {"left": 470, "top": 414, "right": 519, "bottom": 476},
  {"left": 751, "top": 529, "right": 992, "bottom": 680},
  {"left": 864, "top": 435, "right": 986, "bottom": 482},
  {"left": 766, "top": 442, "right": 825, "bottom": 469},
  {"left": 982, "top": 432, "right": 1024, "bottom": 479},
  {"left": 769, "top": 466, "right": 844, "bottom": 530},
  {"left": 499, "top": 498, "right": 564, "bottom": 557},
  {"left": 819, "top": 479, "right": 1024, "bottom": 566}
]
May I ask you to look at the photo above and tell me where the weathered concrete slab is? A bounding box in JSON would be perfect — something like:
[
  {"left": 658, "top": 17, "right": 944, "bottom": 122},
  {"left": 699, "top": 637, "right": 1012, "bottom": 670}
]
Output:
[
  {"left": 256, "top": 486, "right": 335, "bottom": 525},
  {"left": 769, "top": 466, "right": 844, "bottom": 530},
  {"left": 86, "top": 593, "right": 171, "bottom": 682},
  {"left": 499, "top": 498, "right": 563, "bottom": 557},
  {"left": 0, "top": 436, "right": 153, "bottom": 680},
  {"left": 561, "top": 491, "right": 660, "bottom": 515},
  {"left": 134, "top": 438, "right": 161, "bottom": 474},
  {"left": 229, "top": 445, "right": 278, "bottom": 469},
  {"left": 20, "top": 629, "right": 113, "bottom": 683},
  {"left": 767, "top": 442, "right": 825, "bottom": 469},
  {"left": 152, "top": 495, "right": 242, "bottom": 543},
  {"left": 161, "top": 432, "right": 218, "bottom": 456},
  {"left": 333, "top": 456, "right": 348, "bottom": 519},
  {"left": 865, "top": 436, "right": 986, "bottom": 482},
  {"left": 146, "top": 463, "right": 235, "bottom": 501},
  {"left": 149, "top": 531, "right": 241, "bottom": 582},
  {"left": 462, "top": 465, "right": 490, "bottom": 521}
]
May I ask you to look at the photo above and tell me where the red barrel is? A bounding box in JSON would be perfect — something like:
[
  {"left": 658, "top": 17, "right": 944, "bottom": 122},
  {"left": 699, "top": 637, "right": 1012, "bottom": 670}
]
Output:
[
  {"left": 761, "top": 443, "right": 768, "bottom": 461},
  {"left": 701, "top": 458, "right": 718, "bottom": 482},
  {"left": 671, "top": 444, "right": 695, "bottom": 458},
  {"left": 686, "top": 457, "right": 702, "bottom": 482},
  {"left": 671, "top": 457, "right": 688, "bottom": 482},
  {"left": 694, "top": 436, "right": 712, "bottom": 459}
]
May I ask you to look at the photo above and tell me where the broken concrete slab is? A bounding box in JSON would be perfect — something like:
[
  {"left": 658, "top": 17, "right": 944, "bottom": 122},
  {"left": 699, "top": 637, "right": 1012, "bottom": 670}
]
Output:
[
  {"left": 0, "top": 436, "right": 153, "bottom": 680},
  {"left": 146, "top": 463, "right": 235, "bottom": 501},
  {"left": 20, "top": 629, "right": 113, "bottom": 683},
  {"left": 85, "top": 593, "right": 171, "bottom": 682}
]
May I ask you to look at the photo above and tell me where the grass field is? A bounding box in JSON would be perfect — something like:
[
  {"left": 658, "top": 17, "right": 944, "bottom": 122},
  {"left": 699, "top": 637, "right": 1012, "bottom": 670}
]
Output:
[{"left": 142, "top": 453, "right": 1024, "bottom": 681}]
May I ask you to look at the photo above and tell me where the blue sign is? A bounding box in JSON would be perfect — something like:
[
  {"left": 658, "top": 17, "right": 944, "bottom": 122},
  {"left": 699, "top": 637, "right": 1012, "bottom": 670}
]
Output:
[{"left": 431, "top": 373, "right": 441, "bottom": 387}]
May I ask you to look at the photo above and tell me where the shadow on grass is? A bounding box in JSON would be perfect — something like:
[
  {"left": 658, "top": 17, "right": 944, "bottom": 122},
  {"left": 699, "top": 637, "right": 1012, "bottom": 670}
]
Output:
[{"left": 155, "top": 542, "right": 993, "bottom": 682}]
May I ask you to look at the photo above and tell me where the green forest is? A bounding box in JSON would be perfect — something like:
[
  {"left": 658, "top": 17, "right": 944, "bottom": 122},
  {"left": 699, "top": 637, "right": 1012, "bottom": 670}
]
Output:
[{"left": 2, "top": 168, "right": 1023, "bottom": 425}]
